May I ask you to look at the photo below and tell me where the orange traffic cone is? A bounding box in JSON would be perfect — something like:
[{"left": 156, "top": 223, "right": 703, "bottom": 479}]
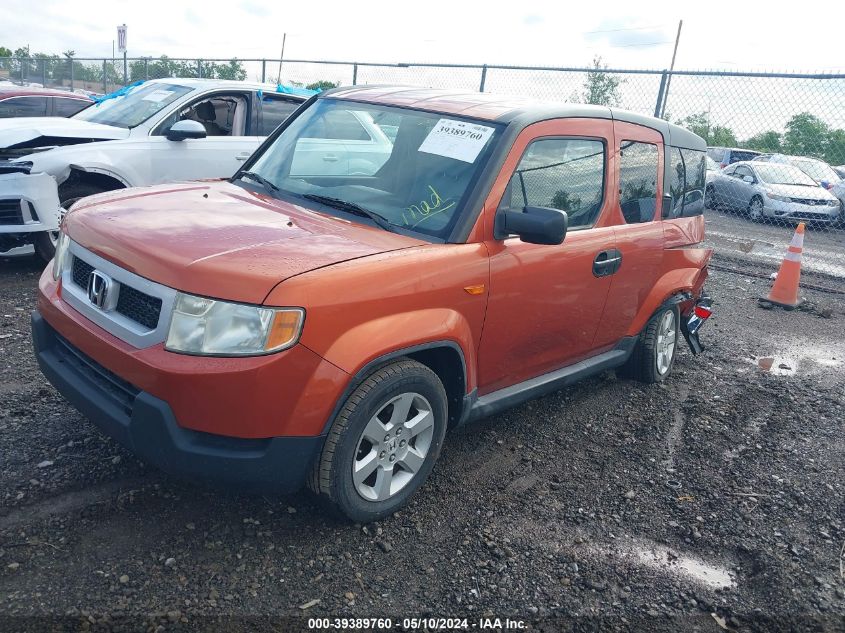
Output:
[{"left": 762, "top": 222, "right": 804, "bottom": 309}]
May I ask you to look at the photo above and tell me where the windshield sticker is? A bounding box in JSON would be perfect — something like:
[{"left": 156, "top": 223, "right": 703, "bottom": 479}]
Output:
[
  {"left": 402, "top": 185, "right": 456, "bottom": 227},
  {"left": 418, "top": 119, "right": 495, "bottom": 163},
  {"left": 142, "top": 89, "right": 175, "bottom": 103}
]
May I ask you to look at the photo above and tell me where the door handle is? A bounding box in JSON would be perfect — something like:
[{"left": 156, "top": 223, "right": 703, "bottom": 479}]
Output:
[
  {"left": 235, "top": 152, "right": 250, "bottom": 161},
  {"left": 323, "top": 154, "right": 339, "bottom": 162},
  {"left": 593, "top": 249, "right": 622, "bottom": 277}
]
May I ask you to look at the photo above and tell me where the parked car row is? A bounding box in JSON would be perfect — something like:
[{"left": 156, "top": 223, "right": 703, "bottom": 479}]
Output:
[
  {"left": 4, "top": 82, "right": 714, "bottom": 520},
  {"left": 0, "top": 78, "right": 313, "bottom": 259},
  {"left": 0, "top": 85, "right": 92, "bottom": 118},
  {"left": 705, "top": 146, "right": 845, "bottom": 227}
]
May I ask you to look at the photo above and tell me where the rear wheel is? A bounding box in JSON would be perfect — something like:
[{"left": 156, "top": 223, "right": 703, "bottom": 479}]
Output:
[
  {"left": 621, "top": 305, "right": 679, "bottom": 383},
  {"left": 309, "top": 359, "right": 448, "bottom": 523}
]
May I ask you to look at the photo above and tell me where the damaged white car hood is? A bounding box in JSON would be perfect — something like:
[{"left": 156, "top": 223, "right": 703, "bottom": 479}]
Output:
[{"left": 0, "top": 117, "right": 129, "bottom": 150}]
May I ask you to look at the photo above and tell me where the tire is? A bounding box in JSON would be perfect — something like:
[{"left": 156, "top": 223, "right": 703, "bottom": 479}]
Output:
[
  {"left": 747, "top": 196, "right": 765, "bottom": 223},
  {"left": 621, "top": 305, "right": 679, "bottom": 384},
  {"left": 309, "top": 359, "right": 448, "bottom": 523},
  {"left": 34, "top": 182, "right": 117, "bottom": 263}
]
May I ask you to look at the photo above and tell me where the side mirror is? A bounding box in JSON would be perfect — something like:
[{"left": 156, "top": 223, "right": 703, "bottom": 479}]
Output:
[
  {"left": 495, "top": 206, "right": 568, "bottom": 245},
  {"left": 166, "top": 119, "right": 207, "bottom": 141}
]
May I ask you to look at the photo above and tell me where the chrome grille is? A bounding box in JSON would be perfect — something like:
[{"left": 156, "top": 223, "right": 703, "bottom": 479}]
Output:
[{"left": 70, "top": 254, "right": 163, "bottom": 332}]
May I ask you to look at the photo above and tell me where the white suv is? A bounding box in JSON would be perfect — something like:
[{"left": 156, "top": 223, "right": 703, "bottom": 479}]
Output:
[{"left": 0, "top": 78, "right": 317, "bottom": 260}]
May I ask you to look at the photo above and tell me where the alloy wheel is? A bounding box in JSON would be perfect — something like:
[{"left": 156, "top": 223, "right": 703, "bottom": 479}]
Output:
[
  {"left": 655, "top": 310, "right": 677, "bottom": 375},
  {"left": 352, "top": 392, "right": 435, "bottom": 502}
]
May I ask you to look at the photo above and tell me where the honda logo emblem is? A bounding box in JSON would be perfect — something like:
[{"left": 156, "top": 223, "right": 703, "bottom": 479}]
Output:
[{"left": 87, "top": 271, "right": 114, "bottom": 310}]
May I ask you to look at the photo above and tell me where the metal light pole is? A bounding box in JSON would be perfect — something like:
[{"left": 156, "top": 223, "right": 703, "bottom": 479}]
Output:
[
  {"left": 659, "top": 20, "right": 683, "bottom": 119},
  {"left": 277, "top": 32, "right": 287, "bottom": 83}
]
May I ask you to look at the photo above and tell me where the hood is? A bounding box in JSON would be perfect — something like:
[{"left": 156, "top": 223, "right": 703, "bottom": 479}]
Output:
[
  {"left": 0, "top": 117, "right": 128, "bottom": 151},
  {"left": 65, "top": 181, "right": 426, "bottom": 304},
  {"left": 764, "top": 183, "right": 837, "bottom": 201}
]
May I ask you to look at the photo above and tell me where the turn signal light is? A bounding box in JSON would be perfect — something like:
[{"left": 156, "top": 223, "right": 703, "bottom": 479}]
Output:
[{"left": 266, "top": 310, "right": 305, "bottom": 351}]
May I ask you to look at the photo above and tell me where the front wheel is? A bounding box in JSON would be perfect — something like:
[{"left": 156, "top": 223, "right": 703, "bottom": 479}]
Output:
[
  {"left": 748, "top": 196, "right": 765, "bottom": 223},
  {"left": 309, "top": 359, "right": 448, "bottom": 523},
  {"left": 621, "top": 305, "right": 679, "bottom": 383}
]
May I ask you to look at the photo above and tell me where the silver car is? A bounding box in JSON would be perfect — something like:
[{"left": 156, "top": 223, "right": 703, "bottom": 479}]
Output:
[{"left": 705, "top": 161, "right": 840, "bottom": 224}]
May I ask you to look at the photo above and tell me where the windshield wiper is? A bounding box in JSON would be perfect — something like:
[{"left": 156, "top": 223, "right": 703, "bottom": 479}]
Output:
[
  {"left": 240, "top": 171, "right": 280, "bottom": 194},
  {"left": 302, "top": 194, "right": 395, "bottom": 232}
]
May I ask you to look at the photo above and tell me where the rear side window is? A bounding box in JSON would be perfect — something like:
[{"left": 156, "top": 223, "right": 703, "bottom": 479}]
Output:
[
  {"left": 505, "top": 137, "right": 605, "bottom": 230},
  {"left": 53, "top": 97, "right": 88, "bottom": 117},
  {"left": 618, "top": 141, "right": 658, "bottom": 224},
  {"left": 680, "top": 149, "right": 705, "bottom": 217},
  {"left": 664, "top": 146, "right": 686, "bottom": 219},
  {"left": 257, "top": 97, "right": 300, "bottom": 136},
  {"left": 0, "top": 96, "right": 48, "bottom": 118},
  {"left": 664, "top": 147, "right": 705, "bottom": 219}
]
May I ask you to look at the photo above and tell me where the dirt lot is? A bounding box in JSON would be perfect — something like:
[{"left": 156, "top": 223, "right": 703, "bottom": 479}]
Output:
[{"left": 1, "top": 253, "right": 844, "bottom": 632}]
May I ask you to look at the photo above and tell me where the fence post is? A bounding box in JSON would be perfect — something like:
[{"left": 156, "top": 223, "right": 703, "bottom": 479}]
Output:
[
  {"left": 144, "top": 58, "right": 149, "bottom": 80},
  {"left": 20, "top": 58, "right": 25, "bottom": 84},
  {"left": 69, "top": 58, "right": 74, "bottom": 91},
  {"left": 654, "top": 70, "right": 668, "bottom": 118},
  {"left": 479, "top": 64, "right": 488, "bottom": 92},
  {"left": 352, "top": 62, "right": 358, "bottom": 86},
  {"left": 197, "top": 59, "right": 202, "bottom": 78},
  {"left": 41, "top": 59, "right": 47, "bottom": 87},
  {"left": 103, "top": 59, "right": 108, "bottom": 93}
]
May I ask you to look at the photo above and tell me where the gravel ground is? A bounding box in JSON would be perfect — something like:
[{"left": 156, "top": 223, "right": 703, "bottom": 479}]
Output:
[{"left": 0, "top": 254, "right": 844, "bottom": 633}]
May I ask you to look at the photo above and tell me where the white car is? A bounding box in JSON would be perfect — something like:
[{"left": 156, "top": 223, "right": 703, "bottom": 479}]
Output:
[{"left": 0, "top": 78, "right": 321, "bottom": 260}]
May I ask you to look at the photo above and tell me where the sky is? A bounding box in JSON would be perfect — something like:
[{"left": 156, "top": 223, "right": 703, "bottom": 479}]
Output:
[{"left": 1, "top": 0, "right": 843, "bottom": 71}]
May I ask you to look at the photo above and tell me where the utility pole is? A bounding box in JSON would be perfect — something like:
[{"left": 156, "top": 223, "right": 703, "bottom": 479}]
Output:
[
  {"left": 276, "top": 32, "right": 287, "bottom": 84},
  {"left": 660, "top": 19, "right": 683, "bottom": 119}
]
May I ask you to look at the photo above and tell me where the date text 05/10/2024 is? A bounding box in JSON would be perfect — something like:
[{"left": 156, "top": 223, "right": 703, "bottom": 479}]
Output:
[{"left": 307, "top": 617, "right": 527, "bottom": 630}]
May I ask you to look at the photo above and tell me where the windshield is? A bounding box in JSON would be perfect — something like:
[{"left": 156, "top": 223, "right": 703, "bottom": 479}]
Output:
[
  {"left": 789, "top": 158, "right": 840, "bottom": 184},
  {"left": 73, "top": 82, "right": 193, "bottom": 129},
  {"left": 755, "top": 163, "right": 818, "bottom": 186},
  {"left": 242, "top": 99, "right": 502, "bottom": 240}
]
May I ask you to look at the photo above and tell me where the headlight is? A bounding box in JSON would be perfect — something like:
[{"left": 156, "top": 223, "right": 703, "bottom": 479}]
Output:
[
  {"left": 827, "top": 199, "right": 839, "bottom": 207},
  {"left": 165, "top": 292, "right": 304, "bottom": 356},
  {"left": 52, "top": 231, "right": 70, "bottom": 280},
  {"left": 766, "top": 192, "right": 790, "bottom": 202}
]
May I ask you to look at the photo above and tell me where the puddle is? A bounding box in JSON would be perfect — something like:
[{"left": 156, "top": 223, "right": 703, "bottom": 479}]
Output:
[
  {"left": 584, "top": 538, "right": 735, "bottom": 590},
  {"left": 754, "top": 356, "right": 797, "bottom": 376},
  {"left": 616, "top": 539, "right": 735, "bottom": 590},
  {"left": 749, "top": 342, "right": 842, "bottom": 377}
]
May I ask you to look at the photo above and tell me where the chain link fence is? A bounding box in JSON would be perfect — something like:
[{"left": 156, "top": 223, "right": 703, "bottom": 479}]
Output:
[{"left": 2, "top": 56, "right": 843, "bottom": 290}]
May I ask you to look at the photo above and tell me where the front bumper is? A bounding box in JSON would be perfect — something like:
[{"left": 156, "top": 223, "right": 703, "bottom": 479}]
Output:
[
  {"left": 0, "top": 171, "right": 61, "bottom": 256},
  {"left": 765, "top": 199, "right": 839, "bottom": 223},
  {"left": 32, "top": 311, "right": 324, "bottom": 493}
]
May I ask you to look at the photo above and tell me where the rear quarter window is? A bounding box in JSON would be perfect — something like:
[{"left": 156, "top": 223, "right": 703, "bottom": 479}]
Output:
[
  {"left": 257, "top": 97, "right": 301, "bottom": 136},
  {"left": 729, "top": 150, "right": 759, "bottom": 164},
  {"left": 618, "top": 141, "right": 659, "bottom": 224}
]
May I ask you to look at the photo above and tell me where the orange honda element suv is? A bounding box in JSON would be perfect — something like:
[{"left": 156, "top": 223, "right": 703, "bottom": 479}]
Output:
[{"left": 33, "top": 87, "right": 713, "bottom": 522}]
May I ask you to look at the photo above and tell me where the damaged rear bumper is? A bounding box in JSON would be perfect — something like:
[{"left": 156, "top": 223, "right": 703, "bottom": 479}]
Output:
[{"left": 681, "top": 294, "right": 713, "bottom": 355}]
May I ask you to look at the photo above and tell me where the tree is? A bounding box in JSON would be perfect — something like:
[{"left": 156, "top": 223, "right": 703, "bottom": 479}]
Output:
[
  {"left": 551, "top": 190, "right": 582, "bottom": 213},
  {"left": 743, "top": 130, "right": 782, "bottom": 153},
  {"left": 676, "top": 111, "right": 737, "bottom": 146},
  {"left": 306, "top": 79, "right": 339, "bottom": 91},
  {"left": 576, "top": 56, "right": 624, "bottom": 106},
  {"left": 824, "top": 129, "right": 845, "bottom": 166},
  {"left": 784, "top": 112, "right": 828, "bottom": 158},
  {"left": 215, "top": 59, "right": 247, "bottom": 81}
]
